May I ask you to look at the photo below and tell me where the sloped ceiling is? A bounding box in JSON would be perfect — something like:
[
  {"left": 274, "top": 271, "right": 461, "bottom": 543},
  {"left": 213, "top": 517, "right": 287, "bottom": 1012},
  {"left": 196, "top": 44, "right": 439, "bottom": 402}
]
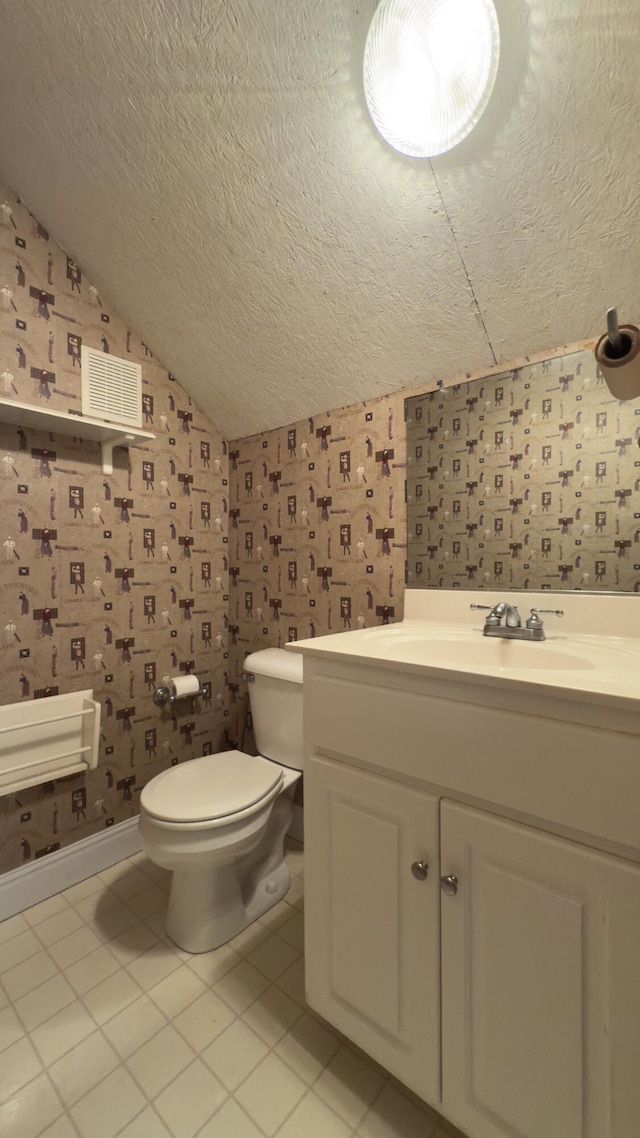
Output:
[{"left": 0, "top": 1, "right": 636, "bottom": 438}]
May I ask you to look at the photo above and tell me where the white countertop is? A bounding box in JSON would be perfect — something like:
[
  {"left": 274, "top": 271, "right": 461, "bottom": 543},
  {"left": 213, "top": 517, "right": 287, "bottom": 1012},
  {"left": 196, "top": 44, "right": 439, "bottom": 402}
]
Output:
[{"left": 286, "top": 589, "right": 640, "bottom": 713}]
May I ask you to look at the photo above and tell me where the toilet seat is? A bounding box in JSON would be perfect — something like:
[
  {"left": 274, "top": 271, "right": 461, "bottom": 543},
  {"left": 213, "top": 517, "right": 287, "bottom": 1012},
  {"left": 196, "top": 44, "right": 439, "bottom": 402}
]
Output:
[{"left": 140, "top": 750, "right": 284, "bottom": 826}]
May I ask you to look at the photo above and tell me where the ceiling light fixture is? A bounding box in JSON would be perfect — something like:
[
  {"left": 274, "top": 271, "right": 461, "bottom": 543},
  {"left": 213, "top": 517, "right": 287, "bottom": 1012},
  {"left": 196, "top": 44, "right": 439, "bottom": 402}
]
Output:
[{"left": 363, "top": 0, "right": 500, "bottom": 158}]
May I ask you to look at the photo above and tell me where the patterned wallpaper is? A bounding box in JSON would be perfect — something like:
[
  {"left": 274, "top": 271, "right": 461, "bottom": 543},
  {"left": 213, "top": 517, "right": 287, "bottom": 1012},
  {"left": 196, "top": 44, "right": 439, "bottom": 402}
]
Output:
[
  {"left": 226, "top": 396, "right": 408, "bottom": 743},
  {"left": 0, "top": 184, "right": 229, "bottom": 873},
  {"left": 2, "top": 179, "right": 635, "bottom": 880},
  {"left": 406, "top": 350, "right": 640, "bottom": 592}
]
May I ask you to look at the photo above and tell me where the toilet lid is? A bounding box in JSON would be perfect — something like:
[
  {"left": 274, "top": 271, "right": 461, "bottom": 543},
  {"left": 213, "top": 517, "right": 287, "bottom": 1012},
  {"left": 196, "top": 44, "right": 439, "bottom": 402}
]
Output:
[{"left": 140, "top": 750, "right": 284, "bottom": 824}]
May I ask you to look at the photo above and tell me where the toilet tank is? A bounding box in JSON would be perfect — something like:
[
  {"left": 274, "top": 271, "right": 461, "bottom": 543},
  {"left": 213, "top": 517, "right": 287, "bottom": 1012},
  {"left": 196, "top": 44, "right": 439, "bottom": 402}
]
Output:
[{"left": 242, "top": 648, "right": 304, "bottom": 771}]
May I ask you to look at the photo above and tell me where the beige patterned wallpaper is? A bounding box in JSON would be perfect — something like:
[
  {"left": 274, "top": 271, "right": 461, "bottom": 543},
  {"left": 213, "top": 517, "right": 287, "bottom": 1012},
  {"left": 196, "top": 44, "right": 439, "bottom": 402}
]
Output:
[
  {"left": 406, "top": 350, "right": 640, "bottom": 591},
  {"left": 226, "top": 396, "right": 408, "bottom": 745},
  {"left": 0, "top": 184, "right": 229, "bottom": 873},
  {"left": 2, "top": 180, "right": 635, "bottom": 880}
]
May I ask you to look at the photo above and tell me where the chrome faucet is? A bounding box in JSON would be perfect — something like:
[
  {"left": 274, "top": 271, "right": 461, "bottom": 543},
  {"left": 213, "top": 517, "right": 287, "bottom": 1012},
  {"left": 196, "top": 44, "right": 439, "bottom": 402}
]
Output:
[{"left": 470, "top": 602, "right": 563, "bottom": 641}]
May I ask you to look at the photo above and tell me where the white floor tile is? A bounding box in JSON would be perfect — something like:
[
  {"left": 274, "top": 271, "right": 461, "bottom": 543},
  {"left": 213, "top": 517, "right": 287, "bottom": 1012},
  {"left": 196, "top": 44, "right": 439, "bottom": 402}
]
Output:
[
  {"left": 81, "top": 968, "right": 143, "bottom": 1025},
  {"left": 2, "top": 948, "right": 59, "bottom": 1001},
  {"left": 48, "top": 926, "right": 102, "bottom": 970},
  {"left": 277, "top": 910, "right": 305, "bottom": 952},
  {"left": 62, "top": 875, "right": 105, "bottom": 906},
  {"left": 229, "top": 920, "right": 271, "bottom": 957},
  {"left": 116, "top": 1106, "right": 173, "bottom": 1137},
  {"left": 104, "top": 864, "right": 154, "bottom": 901},
  {"left": 235, "top": 1052, "right": 307, "bottom": 1137},
  {"left": 30, "top": 999, "right": 96, "bottom": 1066},
  {"left": 275, "top": 1012, "right": 342, "bottom": 1084},
  {"left": 358, "top": 1083, "right": 439, "bottom": 1138},
  {"left": 0, "top": 928, "right": 42, "bottom": 972},
  {"left": 0, "top": 1071, "right": 64, "bottom": 1138},
  {"left": 260, "top": 899, "right": 297, "bottom": 932},
  {"left": 153, "top": 1058, "right": 227, "bottom": 1138},
  {"left": 97, "top": 860, "right": 136, "bottom": 887},
  {"left": 38, "top": 1115, "right": 81, "bottom": 1138},
  {"left": 315, "top": 1045, "right": 386, "bottom": 1130},
  {"left": 125, "top": 883, "right": 167, "bottom": 918},
  {"left": 86, "top": 901, "right": 139, "bottom": 944},
  {"left": 277, "top": 1089, "right": 354, "bottom": 1138},
  {"left": 0, "top": 1004, "right": 25, "bottom": 1052},
  {"left": 241, "top": 983, "right": 303, "bottom": 1046},
  {"left": 14, "top": 973, "right": 77, "bottom": 1032},
  {"left": 64, "top": 945, "right": 121, "bottom": 996},
  {"left": 275, "top": 956, "right": 306, "bottom": 1006},
  {"left": 0, "top": 845, "right": 456, "bottom": 1138},
  {"left": 142, "top": 910, "right": 168, "bottom": 939},
  {"left": 48, "top": 1029, "right": 120, "bottom": 1106},
  {"left": 197, "top": 1098, "right": 263, "bottom": 1138},
  {"left": 201, "top": 1020, "right": 269, "bottom": 1091},
  {"left": 186, "top": 943, "right": 240, "bottom": 986},
  {"left": 246, "top": 933, "right": 300, "bottom": 981},
  {"left": 125, "top": 941, "right": 182, "bottom": 990},
  {"left": 0, "top": 912, "right": 29, "bottom": 945},
  {"left": 129, "top": 853, "right": 169, "bottom": 883},
  {"left": 101, "top": 994, "right": 167, "bottom": 1059},
  {"left": 0, "top": 1035, "right": 43, "bottom": 1103},
  {"left": 147, "top": 964, "right": 207, "bottom": 1018},
  {"left": 213, "top": 959, "right": 270, "bottom": 1014},
  {"left": 172, "top": 989, "right": 235, "bottom": 1052},
  {"left": 126, "top": 1023, "right": 195, "bottom": 1097},
  {"left": 23, "top": 893, "right": 71, "bottom": 928},
  {"left": 35, "top": 908, "right": 85, "bottom": 948},
  {"left": 70, "top": 1066, "right": 147, "bottom": 1138},
  {"left": 107, "top": 921, "right": 159, "bottom": 964},
  {"left": 72, "top": 886, "right": 121, "bottom": 925}
]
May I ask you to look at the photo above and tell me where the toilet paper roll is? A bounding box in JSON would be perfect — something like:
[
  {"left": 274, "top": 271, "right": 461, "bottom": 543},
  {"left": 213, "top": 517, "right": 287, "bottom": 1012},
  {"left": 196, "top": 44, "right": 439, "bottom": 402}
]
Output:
[
  {"left": 169, "top": 674, "right": 201, "bottom": 699},
  {"left": 595, "top": 323, "right": 640, "bottom": 400}
]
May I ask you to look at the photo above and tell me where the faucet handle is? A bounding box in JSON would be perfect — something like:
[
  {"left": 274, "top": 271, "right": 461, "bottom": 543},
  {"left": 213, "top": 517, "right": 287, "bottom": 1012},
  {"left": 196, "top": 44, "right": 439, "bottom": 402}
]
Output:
[
  {"left": 526, "top": 607, "right": 564, "bottom": 630},
  {"left": 469, "top": 603, "right": 500, "bottom": 626}
]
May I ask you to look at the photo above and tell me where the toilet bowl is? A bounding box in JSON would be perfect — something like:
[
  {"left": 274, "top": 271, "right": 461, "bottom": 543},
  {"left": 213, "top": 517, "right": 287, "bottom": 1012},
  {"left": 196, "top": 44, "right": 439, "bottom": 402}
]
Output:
[{"left": 138, "top": 649, "right": 303, "bottom": 953}]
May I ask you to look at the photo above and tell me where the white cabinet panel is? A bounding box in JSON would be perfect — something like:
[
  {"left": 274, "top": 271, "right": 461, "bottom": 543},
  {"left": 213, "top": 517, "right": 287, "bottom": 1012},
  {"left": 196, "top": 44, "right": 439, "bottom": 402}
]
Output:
[
  {"left": 305, "top": 754, "right": 440, "bottom": 1103},
  {"left": 441, "top": 801, "right": 640, "bottom": 1138}
]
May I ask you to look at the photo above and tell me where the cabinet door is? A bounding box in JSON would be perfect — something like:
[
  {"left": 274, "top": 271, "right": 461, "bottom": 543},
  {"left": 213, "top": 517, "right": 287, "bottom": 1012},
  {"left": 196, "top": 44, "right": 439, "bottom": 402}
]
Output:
[
  {"left": 305, "top": 754, "right": 440, "bottom": 1104},
  {"left": 441, "top": 800, "right": 640, "bottom": 1138}
]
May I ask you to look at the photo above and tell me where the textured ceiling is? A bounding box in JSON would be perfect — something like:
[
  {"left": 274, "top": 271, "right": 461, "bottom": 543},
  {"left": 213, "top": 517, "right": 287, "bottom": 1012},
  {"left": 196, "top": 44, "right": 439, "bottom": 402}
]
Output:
[{"left": 0, "top": 0, "right": 637, "bottom": 438}]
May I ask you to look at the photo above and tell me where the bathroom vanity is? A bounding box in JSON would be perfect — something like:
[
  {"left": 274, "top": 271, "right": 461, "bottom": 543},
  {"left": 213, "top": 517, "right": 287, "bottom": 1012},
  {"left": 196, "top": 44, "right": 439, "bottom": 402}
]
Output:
[{"left": 290, "top": 591, "right": 640, "bottom": 1138}]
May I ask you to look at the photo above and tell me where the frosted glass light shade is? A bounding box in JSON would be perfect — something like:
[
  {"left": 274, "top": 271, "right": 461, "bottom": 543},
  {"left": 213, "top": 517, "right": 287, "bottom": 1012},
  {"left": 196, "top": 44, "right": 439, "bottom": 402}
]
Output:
[{"left": 363, "top": 0, "right": 500, "bottom": 157}]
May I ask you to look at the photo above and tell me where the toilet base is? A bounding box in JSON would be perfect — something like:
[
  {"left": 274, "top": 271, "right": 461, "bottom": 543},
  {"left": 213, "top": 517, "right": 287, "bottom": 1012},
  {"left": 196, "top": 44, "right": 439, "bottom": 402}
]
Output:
[
  {"left": 165, "top": 859, "right": 292, "bottom": 953},
  {"left": 161, "top": 784, "right": 299, "bottom": 953}
]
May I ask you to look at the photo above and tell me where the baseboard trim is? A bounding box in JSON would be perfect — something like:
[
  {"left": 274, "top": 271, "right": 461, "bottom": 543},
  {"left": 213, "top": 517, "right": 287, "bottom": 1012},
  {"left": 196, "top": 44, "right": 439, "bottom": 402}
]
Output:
[{"left": 0, "top": 818, "right": 142, "bottom": 923}]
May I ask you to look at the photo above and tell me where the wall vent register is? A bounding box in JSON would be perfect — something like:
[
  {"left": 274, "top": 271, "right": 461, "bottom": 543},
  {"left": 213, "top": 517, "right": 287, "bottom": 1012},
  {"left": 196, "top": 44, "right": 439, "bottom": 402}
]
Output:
[{"left": 81, "top": 346, "right": 142, "bottom": 428}]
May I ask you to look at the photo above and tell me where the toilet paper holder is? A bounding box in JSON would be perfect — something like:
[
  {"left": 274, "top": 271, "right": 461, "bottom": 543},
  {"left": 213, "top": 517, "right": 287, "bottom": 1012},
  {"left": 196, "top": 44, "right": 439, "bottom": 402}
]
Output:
[
  {"left": 153, "top": 683, "right": 206, "bottom": 707},
  {"left": 595, "top": 306, "right": 640, "bottom": 401}
]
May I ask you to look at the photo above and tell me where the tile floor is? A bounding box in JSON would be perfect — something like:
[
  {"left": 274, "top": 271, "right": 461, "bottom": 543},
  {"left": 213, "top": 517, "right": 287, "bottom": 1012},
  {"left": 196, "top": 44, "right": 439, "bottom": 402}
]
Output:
[{"left": 0, "top": 840, "right": 460, "bottom": 1138}]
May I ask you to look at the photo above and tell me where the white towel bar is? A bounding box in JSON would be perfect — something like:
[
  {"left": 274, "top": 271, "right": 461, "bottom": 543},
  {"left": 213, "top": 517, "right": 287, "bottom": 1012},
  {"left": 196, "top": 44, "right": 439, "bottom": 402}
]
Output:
[
  {"left": 0, "top": 707, "right": 96, "bottom": 736},
  {"left": 1, "top": 745, "right": 92, "bottom": 778}
]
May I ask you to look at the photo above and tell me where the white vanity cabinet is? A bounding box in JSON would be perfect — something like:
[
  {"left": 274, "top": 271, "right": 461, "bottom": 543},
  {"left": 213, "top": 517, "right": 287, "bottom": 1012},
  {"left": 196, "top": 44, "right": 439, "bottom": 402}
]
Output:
[
  {"left": 440, "top": 800, "right": 640, "bottom": 1138},
  {"left": 299, "top": 651, "right": 640, "bottom": 1138},
  {"left": 304, "top": 754, "right": 441, "bottom": 1103}
]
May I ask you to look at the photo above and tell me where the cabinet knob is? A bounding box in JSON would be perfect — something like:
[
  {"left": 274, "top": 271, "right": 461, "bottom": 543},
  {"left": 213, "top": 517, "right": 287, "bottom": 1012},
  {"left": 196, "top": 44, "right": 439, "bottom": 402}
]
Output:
[
  {"left": 440, "top": 874, "right": 459, "bottom": 896},
  {"left": 411, "top": 860, "right": 429, "bottom": 881}
]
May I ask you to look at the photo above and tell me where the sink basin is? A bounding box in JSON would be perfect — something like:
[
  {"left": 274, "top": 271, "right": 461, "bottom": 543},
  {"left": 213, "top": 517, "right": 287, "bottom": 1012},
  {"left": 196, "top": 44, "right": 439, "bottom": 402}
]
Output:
[
  {"left": 380, "top": 636, "right": 594, "bottom": 671},
  {"left": 354, "top": 624, "right": 639, "bottom": 675}
]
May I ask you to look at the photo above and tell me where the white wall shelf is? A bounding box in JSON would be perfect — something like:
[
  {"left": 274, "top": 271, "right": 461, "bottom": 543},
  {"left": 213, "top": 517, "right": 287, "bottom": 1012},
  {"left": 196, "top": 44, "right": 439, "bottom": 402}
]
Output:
[
  {"left": 0, "top": 397, "right": 155, "bottom": 473},
  {"left": 0, "top": 688, "right": 101, "bottom": 795}
]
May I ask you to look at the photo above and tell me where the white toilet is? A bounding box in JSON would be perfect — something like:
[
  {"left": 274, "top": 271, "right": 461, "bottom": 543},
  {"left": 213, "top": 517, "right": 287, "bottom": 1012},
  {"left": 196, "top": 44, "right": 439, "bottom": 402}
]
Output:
[{"left": 138, "top": 648, "right": 303, "bottom": 953}]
